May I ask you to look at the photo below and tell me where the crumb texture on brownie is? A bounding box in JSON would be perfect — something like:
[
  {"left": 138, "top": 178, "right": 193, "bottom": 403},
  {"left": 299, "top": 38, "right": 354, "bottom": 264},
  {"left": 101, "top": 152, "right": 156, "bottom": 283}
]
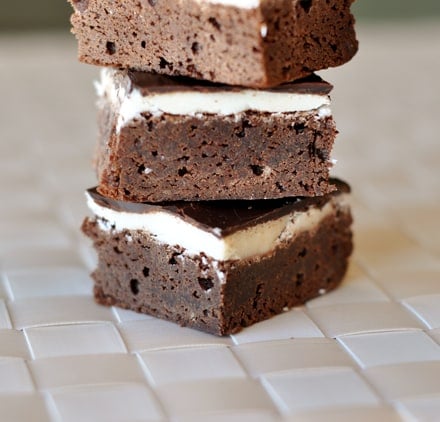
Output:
[
  {"left": 96, "top": 109, "right": 337, "bottom": 202},
  {"left": 82, "top": 185, "right": 353, "bottom": 336},
  {"left": 69, "top": 0, "right": 357, "bottom": 86},
  {"left": 93, "top": 68, "right": 337, "bottom": 202},
  {"left": 83, "top": 209, "right": 352, "bottom": 336}
]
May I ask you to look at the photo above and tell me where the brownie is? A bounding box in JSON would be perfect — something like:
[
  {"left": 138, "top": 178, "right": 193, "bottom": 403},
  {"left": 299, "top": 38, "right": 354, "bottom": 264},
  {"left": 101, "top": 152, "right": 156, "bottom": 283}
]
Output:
[
  {"left": 82, "top": 179, "right": 353, "bottom": 336},
  {"left": 95, "top": 68, "right": 337, "bottom": 202},
  {"left": 68, "top": 0, "right": 358, "bottom": 87}
]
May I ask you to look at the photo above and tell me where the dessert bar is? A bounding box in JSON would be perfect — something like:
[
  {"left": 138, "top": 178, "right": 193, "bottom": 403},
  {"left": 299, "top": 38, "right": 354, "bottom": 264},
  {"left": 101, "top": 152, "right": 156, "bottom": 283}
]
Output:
[
  {"left": 69, "top": 0, "right": 358, "bottom": 87},
  {"left": 95, "top": 68, "right": 337, "bottom": 202},
  {"left": 82, "top": 179, "right": 353, "bottom": 335}
]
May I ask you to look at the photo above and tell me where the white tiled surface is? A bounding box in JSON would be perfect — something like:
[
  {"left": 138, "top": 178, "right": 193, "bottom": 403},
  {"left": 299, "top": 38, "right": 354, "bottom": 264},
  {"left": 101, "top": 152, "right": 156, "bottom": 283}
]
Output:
[
  {"left": 0, "top": 358, "right": 35, "bottom": 393},
  {"left": 397, "top": 395, "right": 440, "bottom": 422},
  {"left": 139, "top": 346, "right": 247, "bottom": 385},
  {"left": 262, "top": 367, "right": 380, "bottom": 414},
  {"left": 25, "top": 323, "right": 127, "bottom": 358},
  {"left": 5, "top": 267, "right": 92, "bottom": 300},
  {"left": 234, "top": 339, "right": 355, "bottom": 377},
  {"left": 8, "top": 296, "right": 114, "bottom": 329},
  {"left": 231, "top": 308, "right": 324, "bottom": 344},
  {"left": 338, "top": 331, "right": 440, "bottom": 368},
  {"left": 156, "top": 378, "right": 276, "bottom": 417},
  {"left": 30, "top": 354, "right": 146, "bottom": 391},
  {"left": 50, "top": 384, "right": 164, "bottom": 422},
  {"left": 0, "top": 24, "right": 440, "bottom": 420},
  {"left": 0, "top": 394, "right": 52, "bottom": 422}
]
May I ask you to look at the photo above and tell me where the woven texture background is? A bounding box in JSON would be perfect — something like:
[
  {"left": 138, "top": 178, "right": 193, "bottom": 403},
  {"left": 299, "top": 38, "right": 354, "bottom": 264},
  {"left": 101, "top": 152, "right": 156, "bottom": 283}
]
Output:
[{"left": 1, "top": 24, "right": 439, "bottom": 421}]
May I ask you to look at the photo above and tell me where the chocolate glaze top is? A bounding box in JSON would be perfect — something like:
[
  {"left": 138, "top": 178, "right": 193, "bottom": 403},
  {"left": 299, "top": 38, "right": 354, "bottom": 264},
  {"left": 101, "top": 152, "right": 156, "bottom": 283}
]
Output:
[
  {"left": 121, "top": 69, "right": 333, "bottom": 96},
  {"left": 89, "top": 179, "right": 349, "bottom": 237}
]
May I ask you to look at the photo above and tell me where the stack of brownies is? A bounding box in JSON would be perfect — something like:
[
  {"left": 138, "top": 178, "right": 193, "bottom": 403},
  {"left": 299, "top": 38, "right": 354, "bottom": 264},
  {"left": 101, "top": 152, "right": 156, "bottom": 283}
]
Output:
[{"left": 68, "top": 0, "right": 358, "bottom": 335}]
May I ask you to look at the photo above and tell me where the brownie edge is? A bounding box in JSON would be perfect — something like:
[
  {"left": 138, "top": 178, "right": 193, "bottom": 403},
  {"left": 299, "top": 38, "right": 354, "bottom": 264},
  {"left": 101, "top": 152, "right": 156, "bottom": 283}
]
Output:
[
  {"left": 95, "top": 73, "right": 338, "bottom": 202},
  {"left": 82, "top": 185, "right": 353, "bottom": 336},
  {"left": 69, "top": 0, "right": 357, "bottom": 87}
]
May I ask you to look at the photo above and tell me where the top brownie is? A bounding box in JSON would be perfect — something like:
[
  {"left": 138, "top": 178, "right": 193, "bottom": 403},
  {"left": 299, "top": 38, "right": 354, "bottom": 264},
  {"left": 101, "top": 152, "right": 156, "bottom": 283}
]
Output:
[{"left": 69, "top": 0, "right": 358, "bottom": 87}]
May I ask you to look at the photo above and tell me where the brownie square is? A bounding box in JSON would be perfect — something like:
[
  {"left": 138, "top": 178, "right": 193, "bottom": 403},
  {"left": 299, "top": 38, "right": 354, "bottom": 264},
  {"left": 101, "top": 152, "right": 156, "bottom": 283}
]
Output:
[
  {"left": 69, "top": 0, "right": 357, "bottom": 87},
  {"left": 95, "top": 68, "right": 338, "bottom": 202},
  {"left": 82, "top": 179, "right": 353, "bottom": 335}
]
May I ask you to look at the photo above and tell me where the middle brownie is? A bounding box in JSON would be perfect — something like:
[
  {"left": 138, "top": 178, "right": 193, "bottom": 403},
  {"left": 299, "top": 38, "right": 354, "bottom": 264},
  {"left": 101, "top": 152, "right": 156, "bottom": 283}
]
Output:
[{"left": 95, "top": 68, "right": 338, "bottom": 202}]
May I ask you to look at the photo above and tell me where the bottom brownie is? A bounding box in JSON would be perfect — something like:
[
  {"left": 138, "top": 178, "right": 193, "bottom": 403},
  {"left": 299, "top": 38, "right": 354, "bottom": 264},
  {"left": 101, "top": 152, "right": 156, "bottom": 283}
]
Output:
[{"left": 82, "top": 180, "right": 353, "bottom": 335}]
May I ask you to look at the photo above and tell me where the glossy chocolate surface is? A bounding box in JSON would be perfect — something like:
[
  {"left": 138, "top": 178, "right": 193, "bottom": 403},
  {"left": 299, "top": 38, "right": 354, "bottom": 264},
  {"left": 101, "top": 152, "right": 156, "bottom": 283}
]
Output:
[
  {"left": 88, "top": 179, "right": 349, "bottom": 236},
  {"left": 126, "top": 69, "right": 333, "bottom": 96}
]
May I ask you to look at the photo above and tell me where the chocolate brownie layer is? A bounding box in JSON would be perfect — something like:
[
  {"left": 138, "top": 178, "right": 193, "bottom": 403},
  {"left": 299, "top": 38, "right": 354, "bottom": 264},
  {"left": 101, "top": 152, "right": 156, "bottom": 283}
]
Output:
[
  {"left": 82, "top": 179, "right": 353, "bottom": 335},
  {"left": 95, "top": 68, "right": 337, "bottom": 202},
  {"left": 69, "top": 0, "right": 357, "bottom": 87}
]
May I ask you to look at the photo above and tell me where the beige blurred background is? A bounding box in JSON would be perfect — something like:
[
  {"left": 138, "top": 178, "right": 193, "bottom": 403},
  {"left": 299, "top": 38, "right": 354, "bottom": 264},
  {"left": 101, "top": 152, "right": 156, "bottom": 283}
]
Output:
[{"left": 0, "top": 0, "right": 440, "bottom": 32}]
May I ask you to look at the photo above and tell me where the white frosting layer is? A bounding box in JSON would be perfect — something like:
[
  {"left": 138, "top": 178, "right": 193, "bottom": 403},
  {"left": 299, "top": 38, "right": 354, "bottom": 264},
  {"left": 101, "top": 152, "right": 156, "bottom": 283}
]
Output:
[
  {"left": 86, "top": 192, "right": 348, "bottom": 261},
  {"left": 96, "top": 68, "right": 331, "bottom": 133}
]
